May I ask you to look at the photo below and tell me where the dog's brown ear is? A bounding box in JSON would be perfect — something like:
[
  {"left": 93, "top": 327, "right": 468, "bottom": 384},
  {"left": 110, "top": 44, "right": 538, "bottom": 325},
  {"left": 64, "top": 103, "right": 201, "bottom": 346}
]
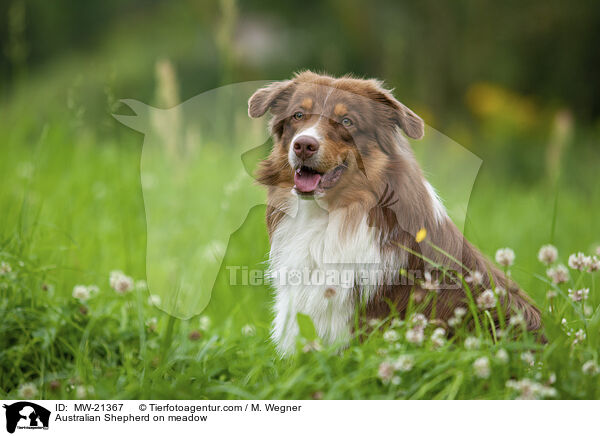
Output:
[
  {"left": 368, "top": 81, "right": 425, "bottom": 140},
  {"left": 248, "top": 80, "right": 294, "bottom": 118}
]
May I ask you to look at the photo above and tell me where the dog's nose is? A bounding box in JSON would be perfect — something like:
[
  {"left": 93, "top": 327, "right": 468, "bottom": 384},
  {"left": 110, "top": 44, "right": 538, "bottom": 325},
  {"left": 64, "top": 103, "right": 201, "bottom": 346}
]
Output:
[{"left": 293, "top": 135, "right": 320, "bottom": 160}]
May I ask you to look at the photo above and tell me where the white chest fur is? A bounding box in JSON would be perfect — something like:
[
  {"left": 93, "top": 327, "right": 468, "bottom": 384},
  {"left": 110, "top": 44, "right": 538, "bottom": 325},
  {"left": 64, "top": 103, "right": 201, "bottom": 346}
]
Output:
[{"left": 268, "top": 199, "right": 383, "bottom": 354}]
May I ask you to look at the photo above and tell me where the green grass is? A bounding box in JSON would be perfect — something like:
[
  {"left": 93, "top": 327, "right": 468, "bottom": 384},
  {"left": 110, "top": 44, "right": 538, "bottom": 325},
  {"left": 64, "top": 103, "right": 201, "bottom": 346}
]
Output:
[
  {"left": 1, "top": 102, "right": 600, "bottom": 400},
  {"left": 1, "top": 8, "right": 600, "bottom": 397}
]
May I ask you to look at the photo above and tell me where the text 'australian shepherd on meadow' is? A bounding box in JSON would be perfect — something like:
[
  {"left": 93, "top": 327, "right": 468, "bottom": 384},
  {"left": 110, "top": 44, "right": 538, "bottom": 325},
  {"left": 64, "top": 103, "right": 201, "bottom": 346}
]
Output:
[{"left": 248, "top": 71, "right": 542, "bottom": 355}]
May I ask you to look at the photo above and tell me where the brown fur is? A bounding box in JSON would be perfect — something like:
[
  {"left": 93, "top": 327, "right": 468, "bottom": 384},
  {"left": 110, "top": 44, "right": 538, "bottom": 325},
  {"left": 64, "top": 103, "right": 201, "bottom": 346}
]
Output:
[{"left": 249, "top": 71, "right": 542, "bottom": 334}]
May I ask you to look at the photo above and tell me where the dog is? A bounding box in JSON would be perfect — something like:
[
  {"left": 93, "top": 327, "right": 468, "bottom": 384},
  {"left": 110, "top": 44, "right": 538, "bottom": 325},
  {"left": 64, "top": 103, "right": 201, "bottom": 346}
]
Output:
[{"left": 248, "top": 71, "right": 541, "bottom": 354}]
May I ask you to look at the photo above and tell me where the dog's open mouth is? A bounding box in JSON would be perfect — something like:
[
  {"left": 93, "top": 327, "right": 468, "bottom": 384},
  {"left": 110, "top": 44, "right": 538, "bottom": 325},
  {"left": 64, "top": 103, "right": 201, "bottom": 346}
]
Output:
[{"left": 293, "top": 163, "right": 346, "bottom": 195}]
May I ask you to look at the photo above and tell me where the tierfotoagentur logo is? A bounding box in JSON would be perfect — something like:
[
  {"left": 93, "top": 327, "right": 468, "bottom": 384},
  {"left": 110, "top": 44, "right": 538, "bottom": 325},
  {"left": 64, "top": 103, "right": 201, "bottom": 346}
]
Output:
[{"left": 2, "top": 402, "right": 50, "bottom": 433}]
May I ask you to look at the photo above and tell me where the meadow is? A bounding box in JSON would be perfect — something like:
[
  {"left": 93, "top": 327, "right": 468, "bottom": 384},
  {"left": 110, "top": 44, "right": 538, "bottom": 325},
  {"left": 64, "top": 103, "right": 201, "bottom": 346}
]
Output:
[{"left": 1, "top": 2, "right": 600, "bottom": 400}]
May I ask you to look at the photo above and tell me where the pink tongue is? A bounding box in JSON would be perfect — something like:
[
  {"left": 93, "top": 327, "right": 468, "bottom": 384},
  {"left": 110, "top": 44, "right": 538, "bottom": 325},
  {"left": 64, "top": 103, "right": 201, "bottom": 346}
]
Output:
[{"left": 294, "top": 171, "right": 322, "bottom": 193}]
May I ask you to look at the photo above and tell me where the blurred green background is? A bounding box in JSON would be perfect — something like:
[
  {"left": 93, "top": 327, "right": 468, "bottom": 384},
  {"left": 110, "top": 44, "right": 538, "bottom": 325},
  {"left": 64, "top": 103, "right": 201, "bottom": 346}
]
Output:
[
  {"left": 1, "top": 0, "right": 600, "bottom": 399},
  {"left": 1, "top": 0, "right": 600, "bottom": 325}
]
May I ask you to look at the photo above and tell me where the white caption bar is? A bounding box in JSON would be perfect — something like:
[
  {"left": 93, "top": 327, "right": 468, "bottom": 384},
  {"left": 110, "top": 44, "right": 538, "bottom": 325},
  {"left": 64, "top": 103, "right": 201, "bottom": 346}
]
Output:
[{"left": 0, "top": 400, "right": 594, "bottom": 435}]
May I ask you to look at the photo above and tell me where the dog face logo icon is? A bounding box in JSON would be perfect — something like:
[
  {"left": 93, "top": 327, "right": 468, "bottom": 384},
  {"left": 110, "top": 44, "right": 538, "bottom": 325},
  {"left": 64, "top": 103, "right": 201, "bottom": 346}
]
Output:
[{"left": 2, "top": 402, "right": 50, "bottom": 433}]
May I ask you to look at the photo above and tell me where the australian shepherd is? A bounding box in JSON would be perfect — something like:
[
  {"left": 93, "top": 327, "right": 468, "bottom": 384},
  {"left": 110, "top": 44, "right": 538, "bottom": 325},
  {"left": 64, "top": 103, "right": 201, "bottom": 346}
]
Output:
[{"left": 248, "top": 71, "right": 541, "bottom": 354}]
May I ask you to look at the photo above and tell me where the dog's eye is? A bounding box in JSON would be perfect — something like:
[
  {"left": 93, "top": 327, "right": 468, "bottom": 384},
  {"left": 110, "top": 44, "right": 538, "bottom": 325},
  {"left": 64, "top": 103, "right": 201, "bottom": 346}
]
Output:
[
  {"left": 342, "top": 117, "right": 353, "bottom": 127},
  {"left": 293, "top": 111, "right": 304, "bottom": 121}
]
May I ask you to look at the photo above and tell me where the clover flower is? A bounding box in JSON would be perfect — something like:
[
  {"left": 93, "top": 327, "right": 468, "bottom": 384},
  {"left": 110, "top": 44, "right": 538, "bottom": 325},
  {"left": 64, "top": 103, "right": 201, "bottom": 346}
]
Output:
[
  {"left": 568, "top": 288, "right": 589, "bottom": 302},
  {"left": 573, "top": 329, "right": 586, "bottom": 345},
  {"left": 199, "top": 315, "right": 211, "bottom": 330},
  {"left": 495, "top": 248, "right": 515, "bottom": 267},
  {"left": 568, "top": 252, "right": 592, "bottom": 271},
  {"left": 454, "top": 307, "right": 468, "bottom": 318},
  {"left": 394, "top": 355, "right": 415, "bottom": 372},
  {"left": 0, "top": 261, "right": 12, "bottom": 275},
  {"left": 496, "top": 348, "right": 509, "bottom": 364},
  {"left": 506, "top": 378, "right": 556, "bottom": 400},
  {"left": 538, "top": 244, "right": 558, "bottom": 265},
  {"left": 146, "top": 317, "right": 158, "bottom": 332},
  {"left": 473, "top": 357, "right": 491, "bottom": 379},
  {"left": 582, "top": 360, "right": 599, "bottom": 375},
  {"left": 405, "top": 327, "right": 425, "bottom": 345},
  {"left": 590, "top": 256, "right": 600, "bottom": 272},
  {"left": 18, "top": 383, "right": 38, "bottom": 399},
  {"left": 546, "top": 290, "right": 557, "bottom": 300},
  {"left": 410, "top": 313, "right": 428, "bottom": 329},
  {"left": 520, "top": 351, "right": 535, "bottom": 366},
  {"left": 422, "top": 271, "right": 440, "bottom": 291},
  {"left": 241, "top": 324, "right": 256, "bottom": 337},
  {"left": 109, "top": 270, "right": 133, "bottom": 294},
  {"left": 464, "top": 336, "right": 480, "bottom": 350},
  {"left": 546, "top": 264, "right": 569, "bottom": 284},
  {"left": 148, "top": 294, "right": 161, "bottom": 306},
  {"left": 72, "top": 285, "right": 91, "bottom": 302},
  {"left": 383, "top": 329, "right": 400, "bottom": 343},
  {"left": 448, "top": 307, "right": 468, "bottom": 328},
  {"left": 477, "top": 289, "right": 497, "bottom": 309},
  {"left": 378, "top": 361, "right": 395, "bottom": 383},
  {"left": 431, "top": 328, "right": 446, "bottom": 348},
  {"left": 465, "top": 271, "right": 484, "bottom": 286}
]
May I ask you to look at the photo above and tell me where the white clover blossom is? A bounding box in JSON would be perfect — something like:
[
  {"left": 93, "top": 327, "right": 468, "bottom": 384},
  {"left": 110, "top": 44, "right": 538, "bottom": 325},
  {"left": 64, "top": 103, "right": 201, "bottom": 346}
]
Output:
[
  {"left": 368, "top": 318, "right": 381, "bottom": 328},
  {"left": 496, "top": 348, "right": 509, "bottom": 364},
  {"left": 546, "top": 264, "right": 569, "bottom": 284},
  {"left": 390, "top": 318, "right": 403, "bottom": 329},
  {"left": 473, "top": 357, "right": 491, "bottom": 379},
  {"left": 573, "top": 329, "right": 586, "bottom": 344},
  {"left": 410, "top": 313, "right": 428, "bottom": 329},
  {"left": 135, "top": 280, "right": 148, "bottom": 291},
  {"left": 465, "top": 271, "right": 484, "bottom": 286},
  {"left": 464, "top": 336, "right": 480, "bottom": 350},
  {"left": 378, "top": 361, "right": 395, "bottom": 383},
  {"left": 109, "top": 270, "right": 133, "bottom": 294},
  {"left": 431, "top": 328, "right": 446, "bottom": 348},
  {"left": 72, "top": 285, "right": 91, "bottom": 302},
  {"left": 520, "top": 351, "right": 535, "bottom": 366},
  {"left": 546, "top": 290, "right": 557, "bottom": 299},
  {"left": 590, "top": 256, "right": 600, "bottom": 272},
  {"left": 0, "top": 261, "right": 12, "bottom": 275},
  {"left": 405, "top": 327, "right": 424, "bottom": 345},
  {"left": 148, "top": 294, "right": 161, "bottom": 306},
  {"left": 495, "top": 286, "right": 507, "bottom": 298},
  {"left": 18, "top": 383, "right": 38, "bottom": 399},
  {"left": 510, "top": 312, "right": 525, "bottom": 326},
  {"left": 383, "top": 329, "right": 400, "bottom": 343},
  {"left": 241, "top": 324, "right": 256, "bottom": 337},
  {"left": 422, "top": 271, "right": 440, "bottom": 291},
  {"left": 495, "top": 248, "right": 515, "bottom": 267},
  {"left": 394, "top": 355, "right": 415, "bottom": 372},
  {"left": 568, "top": 252, "right": 592, "bottom": 271},
  {"left": 568, "top": 288, "right": 589, "bottom": 302},
  {"left": 199, "top": 315, "right": 211, "bottom": 330},
  {"left": 582, "top": 360, "right": 599, "bottom": 375},
  {"left": 146, "top": 317, "right": 158, "bottom": 332},
  {"left": 76, "top": 385, "right": 94, "bottom": 399},
  {"left": 506, "top": 378, "right": 556, "bottom": 400},
  {"left": 454, "top": 307, "right": 467, "bottom": 318},
  {"left": 477, "top": 289, "right": 497, "bottom": 309},
  {"left": 537, "top": 245, "right": 558, "bottom": 265}
]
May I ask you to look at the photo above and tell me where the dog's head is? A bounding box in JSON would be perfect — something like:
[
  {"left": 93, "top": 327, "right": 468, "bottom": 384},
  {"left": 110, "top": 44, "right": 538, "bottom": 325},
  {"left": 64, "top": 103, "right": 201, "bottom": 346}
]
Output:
[{"left": 249, "top": 71, "right": 424, "bottom": 201}]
